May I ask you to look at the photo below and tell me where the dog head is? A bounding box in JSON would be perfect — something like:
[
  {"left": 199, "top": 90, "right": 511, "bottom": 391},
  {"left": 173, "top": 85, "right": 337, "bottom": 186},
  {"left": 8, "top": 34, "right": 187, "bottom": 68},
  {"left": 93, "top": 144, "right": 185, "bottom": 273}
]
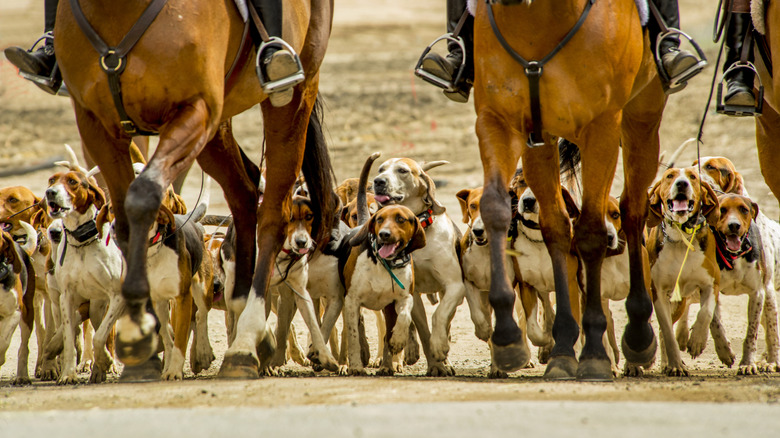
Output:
[
  {"left": 456, "top": 187, "right": 487, "bottom": 246},
  {"left": 510, "top": 171, "right": 580, "bottom": 237},
  {"left": 715, "top": 193, "right": 757, "bottom": 253},
  {"left": 371, "top": 158, "right": 445, "bottom": 215},
  {"left": 349, "top": 205, "right": 426, "bottom": 260},
  {"left": 0, "top": 227, "right": 28, "bottom": 293},
  {"left": 45, "top": 170, "right": 106, "bottom": 220},
  {"left": 342, "top": 193, "right": 379, "bottom": 228},
  {"left": 284, "top": 196, "right": 316, "bottom": 256},
  {"left": 693, "top": 156, "right": 745, "bottom": 195},
  {"left": 336, "top": 177, "right": 373, "bottom": 206},
  {"left": 604, "top": 196, "right": 624, "bottom": 253},
  {"left": 648, "top": 167, "right": 719, "bottom": 229},
  {"left": 0, "top": 186, "right": 44, "bottom": 237}
]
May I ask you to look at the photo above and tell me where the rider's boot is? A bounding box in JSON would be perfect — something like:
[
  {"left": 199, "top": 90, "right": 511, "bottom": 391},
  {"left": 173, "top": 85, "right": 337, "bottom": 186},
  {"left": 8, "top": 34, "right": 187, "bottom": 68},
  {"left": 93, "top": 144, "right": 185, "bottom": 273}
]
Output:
[
  {"left": 254, "top": 0, "right": 303, "bottom": 107},
  {"left": 3, "top": 0, "right": 61, "bottom": 94},
  {"left": 723, "top": 12, "right": 755, "bottom": 107},
  {"left": 648, "top": 0, "right": 705, "bottom": 91},
  {"left": 420, "top": 0, "right": 473, "bottom": 103}
]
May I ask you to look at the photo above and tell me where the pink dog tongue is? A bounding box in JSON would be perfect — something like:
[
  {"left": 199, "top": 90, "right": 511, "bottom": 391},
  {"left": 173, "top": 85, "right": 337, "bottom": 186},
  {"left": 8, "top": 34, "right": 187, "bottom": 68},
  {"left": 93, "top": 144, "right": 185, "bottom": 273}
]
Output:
[
  {"left": 374, "top": 195, "right": 391, "bottom": 203},
  {"left": 378, "top": 242, "right": 399, "bottom": 259},
  {"left": 671, "top": 200, "right": 689, "bottom": 212},
  {"left": 298, "top": 247, "right": 309, "bottom": 255},
  {"left": 726, "top": 235, "right": 742, "bottom": 252}
]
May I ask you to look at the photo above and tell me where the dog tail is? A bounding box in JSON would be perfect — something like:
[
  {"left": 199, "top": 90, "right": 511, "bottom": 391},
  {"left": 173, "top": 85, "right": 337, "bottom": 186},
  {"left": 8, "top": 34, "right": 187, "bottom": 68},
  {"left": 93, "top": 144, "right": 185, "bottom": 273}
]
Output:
[
  {"left": 301, "top": 96, "right": 338, "bottom": 247},
  {"left": 190, "top": 174, "right": 212, "bottom": 223},
  {"left": 357, "top": 152, "right": 381, "bottom": 226},
  {"left": 17, "top": 221, "right": 37, "bottom": 257}
]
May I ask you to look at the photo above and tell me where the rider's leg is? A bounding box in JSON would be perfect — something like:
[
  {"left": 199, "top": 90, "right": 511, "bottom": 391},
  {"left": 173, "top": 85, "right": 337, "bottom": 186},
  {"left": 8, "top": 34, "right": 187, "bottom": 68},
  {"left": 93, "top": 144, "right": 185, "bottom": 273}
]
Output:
[
  {"left": 648, "top": 0, "right": 702, "bottom": 85},
  {"left": 420, "top": 0, "right": 473, "bottom": 103},
  {"left": 3, "top": 0, "right": 58, "bottom": 78},
  {"left": 254, "top": 0, "right": 300, "bottom": 107},
  {"left": 723, "top": 12, "right": 755, "bottom": 107}
]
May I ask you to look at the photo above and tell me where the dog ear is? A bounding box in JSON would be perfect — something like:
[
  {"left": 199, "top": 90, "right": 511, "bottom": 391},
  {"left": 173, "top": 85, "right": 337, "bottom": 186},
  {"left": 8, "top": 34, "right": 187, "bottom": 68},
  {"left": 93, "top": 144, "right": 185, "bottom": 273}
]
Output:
[
  {"left": 405, "top": 217, "right": 427, "bottom": 253},
  {"left": 750, "top": 200, "right": 759, "bottom": 221},
  {"left": 733, "top": 171, "right": 746, "bottom": 195},
  {"left": 420, "top": 172, "right": 446, "bottom": 215},
  {"left": 348, "top": 215, "right": 375, "bottom": 247},
  {"left": 95, "top": 204, "right": 114, "bottom": 238},
  {"left": 701, "top": 181, "right": 720, "bottom": 227},
  {"left": 87, "top": 181, "right": 107, "bottom": 211},
  {"left": 561, "top": 187, "right": 580, "bottom": 220},
  {"left": 170, "top": 192, "right": 188, "bottom": 215},
  {"left": 646, "top": 182, "right": 664, "bottom": 228},
  {"left": 455, "top": 189, "right": 472, "bottom": 224},
  {"left": 0, "top": 232, "right": 21, "bottom": 274}
]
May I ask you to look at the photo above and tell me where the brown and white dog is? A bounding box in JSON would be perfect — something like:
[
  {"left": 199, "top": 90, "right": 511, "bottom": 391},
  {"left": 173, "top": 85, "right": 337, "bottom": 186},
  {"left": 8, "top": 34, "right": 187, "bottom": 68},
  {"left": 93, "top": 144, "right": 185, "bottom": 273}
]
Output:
[
  {"left": 45, "top": 154, "right": 122, "bottom": 384},
  {"left": 371, "top": 156, "right": 478, "bottom": 376},
  {"left": 647, "top": 166, "right": 721, "bottom": 376},
  {"left": 340, "top": 204, "right": 426, "bottom": 375},
  {"left": 0, "top": 224, "right": 37, "bottom": 384},
  {"left": 693, "top": 155, "right": 780, "bottom": 372}
]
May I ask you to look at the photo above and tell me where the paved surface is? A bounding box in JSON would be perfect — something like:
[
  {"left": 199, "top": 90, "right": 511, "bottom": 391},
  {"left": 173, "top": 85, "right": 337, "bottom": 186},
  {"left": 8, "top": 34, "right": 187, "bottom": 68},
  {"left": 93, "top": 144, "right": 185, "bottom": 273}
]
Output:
[{"left": 1, "top": 400, "right": 778, "bottom": 438}]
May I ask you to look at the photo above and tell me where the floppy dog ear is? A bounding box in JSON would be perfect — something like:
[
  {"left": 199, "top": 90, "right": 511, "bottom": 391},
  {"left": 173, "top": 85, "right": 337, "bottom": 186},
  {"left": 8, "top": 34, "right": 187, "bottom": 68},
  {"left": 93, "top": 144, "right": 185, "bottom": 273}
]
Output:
[
  {"left": 420, "top": 172, "right": 446, "bottom": 215},
  {"left": 701, "top": 181, "right": 720, "bottom": 227},
  {"left": 561, "top": 187, "right": 580, "bottom": 220},
  {"left": 750, "top": 200, "right": 759, "bottom": 221},
  {"left": 348, "top": 215, "right": 375, "bottom": 247},
  {"left": 732, "top": 171, "right": 746, "bottom": 195},
  {"left": 87, "top": 181, "right": 107, "bottom": 211},
  {"left": 95, "top": 204, "right": 114, "bottom": 238},
  {"left": 405, "top": 217, "right": 427, "bottom": 253},
  {"left": 646, "top": 182, "right": 664, "bottom": 228},
  {"left": 455, "top": 189, "right": 472, "bottom": 224}
]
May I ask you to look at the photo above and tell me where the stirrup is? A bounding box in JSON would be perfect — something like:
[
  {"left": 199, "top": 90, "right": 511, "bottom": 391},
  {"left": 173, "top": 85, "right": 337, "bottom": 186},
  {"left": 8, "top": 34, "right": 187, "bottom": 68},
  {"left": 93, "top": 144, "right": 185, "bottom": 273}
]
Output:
[
  {"left": 716, "top": 62, "right": 763, "bottom": 116},
  {"left": 654, "top": 29, "right": 708, "bottom": 94},
  {"left": 414, "top": 33, "right": 467, "bottom": 92},
  {"left": 16, "top": 32, "right": 64, "bottom": 95},
  {"left": 254, "top": 37, "right": 305, "bottom": 95}
]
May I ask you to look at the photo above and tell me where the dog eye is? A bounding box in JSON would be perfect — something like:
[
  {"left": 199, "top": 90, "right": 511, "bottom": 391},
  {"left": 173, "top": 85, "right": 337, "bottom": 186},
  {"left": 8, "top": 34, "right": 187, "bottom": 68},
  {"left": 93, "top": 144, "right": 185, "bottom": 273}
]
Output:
[
  {"left": 705, "top": 164, "right": 714, "bottom": 170},
  {"left": 396, "top": 216, "right": 406, "bottom": 224},
  {"left": 48, "top": 178, "right": 55, "bottom": 185},
  {"left": 739, "top": 207, "right": 749, "bottom": 215},
  {"left": 68, "top": 178, "right": 78, "bottom": 185},
  {"left": 305, "top": 213, "right": 313, "bottom": 221},
  {"left": 611, "top": 212, "right": 620, "bottom": 220},
  {"left": 720, "top": 207, "right": 727, "bottom": 215},
  {"left": 8, "top": 197, "right": 17, "bottom": 204},
  {"left": 397, "top": 168, "right": 408, "bottom": 174},
  {"left": 666, "top": 173, "right": 673, "bottom": 179},
  {"left": 689, "top": 174, "right": 696, "bottom": 180},
  {"left": 470, "top": 203, "right": 477, "bottom": 210}
]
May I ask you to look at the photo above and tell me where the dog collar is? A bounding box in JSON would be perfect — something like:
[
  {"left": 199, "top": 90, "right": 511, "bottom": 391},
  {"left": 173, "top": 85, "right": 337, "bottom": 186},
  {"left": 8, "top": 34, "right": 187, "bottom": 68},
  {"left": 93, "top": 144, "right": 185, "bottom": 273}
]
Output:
[
  {"left": 0, "top": 259, "right": 12, "bottom": 284},
  {"left": 417, "top": 208, "right": 435, "bottom": 229},
  {"left": 712, "top": 228, "right": 753, "bottom": 271},
  {"left": 369, "top": 236, "right": 411, "bottom": 290},
  {"left": 60, "top": 219, "right": 100, "bottom": 266}
]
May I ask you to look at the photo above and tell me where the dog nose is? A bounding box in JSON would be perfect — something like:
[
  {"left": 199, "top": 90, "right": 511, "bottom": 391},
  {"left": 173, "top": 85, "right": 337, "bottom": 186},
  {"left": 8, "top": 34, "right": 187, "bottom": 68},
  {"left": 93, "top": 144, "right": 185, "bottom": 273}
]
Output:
[
  {"left": 294, "top": 236, "right": 309, "bottom": 248},
  {"left": 373, "top": 177, "right": 387, "bottom": 190},
  {"left": 607, "top": 233, "right": 615, "bottom": 247},
  {"left": 473, "top": 228, "right": 485, "bottom": 237},
  {"left": 45, "top": 188, "right": 57, "bottom": 199},
  {"left": 522, "top": 197, "right": 536, "bottom": 211},
  {"left": 728, "top": 222, "right": 741, "bottom": 233},
  {"left": 378, "top": 229, "right": 391, "bottom": 240},
  {"left": 675, "top": 180, "right": 689, "bottom": 191}
]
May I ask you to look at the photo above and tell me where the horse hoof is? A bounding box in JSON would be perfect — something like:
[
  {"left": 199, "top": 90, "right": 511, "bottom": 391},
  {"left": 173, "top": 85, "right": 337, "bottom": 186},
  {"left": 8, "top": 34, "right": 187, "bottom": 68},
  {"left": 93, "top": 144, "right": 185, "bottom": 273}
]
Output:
[
  {"left": 119, "top": 355, "right": 162, "bottom": 383},
  {"left": 491, "top": 339, "right": 530, "bottom": 373},
  {"left": 218, "top": 353, "right": 260, "bottom": 379},
  {"left": 543, "top": 356, "right": 578, "bottom": 380},
  {"left": 576, "top": 358, "right": 614, "bottom": 382},
  {"left": 115, "top": 313, "right": 159, "bottom": 366},
  {"left": 622, "top": 334, "right": 657, "bottom": 367}
]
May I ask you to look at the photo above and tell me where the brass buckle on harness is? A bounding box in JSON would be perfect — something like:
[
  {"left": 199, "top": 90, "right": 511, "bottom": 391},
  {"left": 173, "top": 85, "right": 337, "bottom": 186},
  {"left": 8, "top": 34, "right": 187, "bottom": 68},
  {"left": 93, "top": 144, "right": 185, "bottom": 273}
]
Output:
[
  {"left": 414, "top": 33, "right": 467, "bottom": 92},
  {"left": 255, "top": 37, "right": 305, "bottom": 94},
  {"left": 716, "top": 61, "right": 763, "bottom": 117},
  {"left": 654, "top": 29, "right": 709, "bottom": 94}
]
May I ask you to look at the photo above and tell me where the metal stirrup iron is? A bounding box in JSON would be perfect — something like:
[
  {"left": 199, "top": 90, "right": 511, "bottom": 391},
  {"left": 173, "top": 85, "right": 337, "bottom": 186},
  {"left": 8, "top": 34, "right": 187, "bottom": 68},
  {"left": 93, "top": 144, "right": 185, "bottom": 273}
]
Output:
[
  {"left": 414, "top": 10, "right": 469, "bottom": 92},
  {"left": 246, "top": 4, "right": 304, "bottom": 95},
  {"left": 716, "top": 19, "right": 762, "bottom": 116},
  {"left": 649, "top": 1, "right": 708, "bottom": 94}
]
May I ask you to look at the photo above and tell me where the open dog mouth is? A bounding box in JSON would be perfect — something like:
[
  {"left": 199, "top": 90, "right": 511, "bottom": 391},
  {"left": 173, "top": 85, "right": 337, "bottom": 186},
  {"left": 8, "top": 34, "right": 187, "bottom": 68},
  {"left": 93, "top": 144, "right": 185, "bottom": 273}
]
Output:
[
  {"left": 667, "top": 194, "right": 694, "bottom": 214},
  {"left": 48, "top": 201, "right": 69, "bottom": 216},
  {"left": 373, "top": 193, "right": 403, "bottom": 206},
  {"left": 723, "top": 233, "right": 745, "bottom": 252},
  {"left": 377, "top": 239, "right": 403, "bottom": 259}
]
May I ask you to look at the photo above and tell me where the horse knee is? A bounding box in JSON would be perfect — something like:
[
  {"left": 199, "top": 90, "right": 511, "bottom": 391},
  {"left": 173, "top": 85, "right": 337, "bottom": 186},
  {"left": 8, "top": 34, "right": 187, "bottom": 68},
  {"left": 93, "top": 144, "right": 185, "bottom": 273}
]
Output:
[
  {"left": 125, "top": 176, "right": 163, "bottom": 225},
  {"left": 480, "top": 185, "right": 511, "bottom": 232}
]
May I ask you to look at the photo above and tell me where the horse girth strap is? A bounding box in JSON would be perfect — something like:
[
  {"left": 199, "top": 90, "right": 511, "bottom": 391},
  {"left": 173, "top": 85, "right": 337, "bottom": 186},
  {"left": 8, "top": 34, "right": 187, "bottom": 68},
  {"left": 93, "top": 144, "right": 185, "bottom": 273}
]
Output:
[
  {"left": 487, "top": 0, "right": 596, "bottom": 148},
  {"left": 69, "top": 0, "right": 169, "bottom": 136}
]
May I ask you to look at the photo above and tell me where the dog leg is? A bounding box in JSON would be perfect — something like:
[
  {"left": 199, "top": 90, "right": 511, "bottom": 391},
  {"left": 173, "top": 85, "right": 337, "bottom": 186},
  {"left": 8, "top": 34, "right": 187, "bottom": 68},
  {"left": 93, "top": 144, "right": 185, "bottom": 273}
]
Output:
[
  {"left": 0, "top": 311, "right": 20, "bottom": 369},
  {"left": 369, "top": 310, "right": 385, "bottom": 368},
  {"left": 153, "top": 299, "right": 180, "bottom": 381},
  {"left": 688, "top": 286, "right": 716, "bottom": 359},
  {"left": 287, "top": 322, "right": 310, "bottom": 367},
  {"left": 267, "top": 287, "right": 294, "bottom": 374},
  {"left": 57, "top": 294, "right": 79, "bottom": 385},
  {"left": 341, "top": 296, "right": 366, "bottom": 376},
  {"left": 90, "top": 296, "right": 124, "bottom": 383},
  {"left": 33, "top": 291, "right": 46, "bottom": 377},
  {"left": 760, "top": 282, "right": 780, "bottom": 371},
  {"left": 291, "top": 284, "right": 338, "bottom": 373},
  {"left": 170, "top": 291, "right": 194, "bottom": 380},
  {"left": 675, "top": 302, "right": 690, "bottom": 352},
  {"left": 190, "top": 277, "right": 215, "bottom": 375},
  {"left": 708, "top": 300, "right": 735, "bottom": 369},
  {"left": 464, "top": 281, "right": 491, "bottom": 342},
  {"left": 411, "top": 293, "right": 454, "bottom": 377},
  {"left": 78, "top": 320, "right": 94, "bottom": 373},
  {"left": 377, "top": 303, "right": 399, "bottom": 376},
  {"left": 601, "top": 299, "right": 619, "bottom": 377},
  {"left": 654, "top": 291, "right": 687, "bottom": 376},
  {"left": 738, "top": 289, "right": 765, "bottom": 374},
  {"left": 430, "top": 277, "right": 465, "bottom": 363}
]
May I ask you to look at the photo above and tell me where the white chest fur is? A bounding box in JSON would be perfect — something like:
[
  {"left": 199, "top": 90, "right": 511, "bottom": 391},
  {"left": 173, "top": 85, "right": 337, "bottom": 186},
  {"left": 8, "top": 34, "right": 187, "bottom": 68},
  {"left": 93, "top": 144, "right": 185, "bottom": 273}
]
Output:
[
  {"left": 513, "top": 232, "right": 555, "bottom": 291},
  {"left": 651, "top": 239, "right": 713, "bottom": 297},
  {"left": 146, "top": 243, "right": 183, "bottom": 301},
  {"left": 349, "top": 252, "right": 412, "bottom": 311}
]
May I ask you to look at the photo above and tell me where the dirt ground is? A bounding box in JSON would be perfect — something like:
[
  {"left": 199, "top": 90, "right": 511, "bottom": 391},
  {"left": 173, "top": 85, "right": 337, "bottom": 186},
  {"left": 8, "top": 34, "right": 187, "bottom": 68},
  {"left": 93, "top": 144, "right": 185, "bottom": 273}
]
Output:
[{"left": 2, "top": 0, "right": 780, "bottom": 413}]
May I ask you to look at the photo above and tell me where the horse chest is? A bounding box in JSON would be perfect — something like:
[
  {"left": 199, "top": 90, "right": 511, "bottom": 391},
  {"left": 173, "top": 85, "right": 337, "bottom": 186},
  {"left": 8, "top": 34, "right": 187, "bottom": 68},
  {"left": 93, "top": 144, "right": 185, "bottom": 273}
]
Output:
[
  {"left": 514, "top": 237, "right": 555, "bottom": 291},
  {"left": 652, "top": 244, "right": 712, "bottom": 295},
  {"left": 146, "top": 246, "right": 182, "bottom": 301},
  {"left": 350, "top": 255, "right": 411, "bottom": 311},
  {"left": 601, "top": 252, "right": 630, "bottom": 301}
]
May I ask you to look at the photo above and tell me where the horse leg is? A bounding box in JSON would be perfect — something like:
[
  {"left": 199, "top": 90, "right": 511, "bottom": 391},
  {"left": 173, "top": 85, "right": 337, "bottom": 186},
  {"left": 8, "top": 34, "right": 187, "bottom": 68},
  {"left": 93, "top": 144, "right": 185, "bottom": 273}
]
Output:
[
  {"left": 220, "top": 94, "right": 315, "bottom": 378},
  {"left": 756, "top": 102, "right": 780, "bottom": 202},
  {"left": 475, "top": 109, "right": 529, "bottom": 373},
  {"left": 572, "top": 120, "right": 621, "bottom": 381},
  {"left": 117, "top": 99, "right": 215, "bottom": 367},
  {"left": 619, "top": 92, "right": 663, "bottom": 367}
]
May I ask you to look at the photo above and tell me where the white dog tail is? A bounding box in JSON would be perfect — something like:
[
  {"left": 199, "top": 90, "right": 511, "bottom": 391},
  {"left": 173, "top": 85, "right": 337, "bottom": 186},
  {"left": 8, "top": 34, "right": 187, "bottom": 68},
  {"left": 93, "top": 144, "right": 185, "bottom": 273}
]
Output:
[{"left": 17, "top": 221, "right": 37, "bottom": 257}]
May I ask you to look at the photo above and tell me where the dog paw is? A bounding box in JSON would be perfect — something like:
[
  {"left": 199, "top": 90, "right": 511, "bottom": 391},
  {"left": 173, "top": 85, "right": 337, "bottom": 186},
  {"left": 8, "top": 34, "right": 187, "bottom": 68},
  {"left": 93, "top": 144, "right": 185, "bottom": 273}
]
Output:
[
  {"left": 347, "top": 367, "right": 368, "bottom": 376},
  {"left": 12, "top": 376, "right": 31, "bottom": 386},
  {"left": 89, "top": 366, "right": 108, "bottom": 384},
  {"left": 376, "top": 366, "right": 395, "bottom": 376},
  {"left": 488, "top": 368, "right": 508, "bottom": 379},
  {"left": 337, "top": 365, "right": 350, "bottom": 376},
  {"left": 77, "top": 360, "right": 93, "bottom": 374},
  {"left": 388, "top": 335, "right": 406, "bottom": 356},
  {"left": 538, "top": 344, "right": 553, "bottom": 364},
  {"left": 475, "top": 322, "right": 492, "bottom": 343},
  {"left": 738, "top": 363, "right": 758, "bottom": 375},
  {"left": 686, "top": 336, "right": 707, "bottom": 359},
  {"left": 663, "top": 364, "right": 689, "bottom": 377},
  {"left": 368, "top": 358, "right": 383, "bottom": 368},
  {"left": 427, "top": 361, "right": 455, "bottom": 377},
  {"left": 57, "top": 372, "right": 79, "bottom": 385},
  {"left": 430, "top": 340, "right": 449, "bottom": 363},
  {"left": 39, "top": 365, "right": 59, "bottom": 382},
  {"left": 161, "top": 369, "right": 183, "bottom": 381},
  {"left": 758, "top": 361, "right": 780, "bottom": 373},
  {"left": 622, "top": 363, "right": 644, "bottom": 377},
  {"left": 261, "top": 365, "right": 282, "bottom": 377}
]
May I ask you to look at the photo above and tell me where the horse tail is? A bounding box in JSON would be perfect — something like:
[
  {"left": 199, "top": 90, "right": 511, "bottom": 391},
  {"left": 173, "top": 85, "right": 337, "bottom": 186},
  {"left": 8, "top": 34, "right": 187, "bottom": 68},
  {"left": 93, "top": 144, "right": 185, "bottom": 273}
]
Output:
[
  {"left": 301, "top": 96, "right": 337, "bottom": 247},
  {"left": 558, "top": 138, "right": 581, "bottom": 178}
]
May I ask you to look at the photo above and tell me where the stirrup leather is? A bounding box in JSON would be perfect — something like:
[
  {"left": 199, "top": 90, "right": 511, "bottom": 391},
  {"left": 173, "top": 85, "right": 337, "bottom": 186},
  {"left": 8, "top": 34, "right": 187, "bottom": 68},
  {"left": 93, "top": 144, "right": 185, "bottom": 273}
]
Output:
[
  {"left": 716, "top": 61, "right": 763, "bottom": 116},
  {"left": 414, "top": 33, "right": 467, "bottom": 92},
  {"left": 654, "top": 29, "right": 708, "bottom": 94},
  {"left": 16, "top": 32, "right": 66, "bottom": 96},
  {"left": 255, "top": 37, "right": 305, "bottom": 95}
]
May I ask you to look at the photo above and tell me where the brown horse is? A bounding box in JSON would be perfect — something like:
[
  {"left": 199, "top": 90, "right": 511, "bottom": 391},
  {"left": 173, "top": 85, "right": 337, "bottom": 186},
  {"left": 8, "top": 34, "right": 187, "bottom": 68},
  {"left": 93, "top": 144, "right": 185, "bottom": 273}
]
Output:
[
  {"left": 755, "top": 7, "right": 780, "bottom": 204},
  {"left": 54, "top": 0, "right": 336, "bottom": 379},
  {"left": 472, "top": 0, "right": 663, "bottom": 380}
]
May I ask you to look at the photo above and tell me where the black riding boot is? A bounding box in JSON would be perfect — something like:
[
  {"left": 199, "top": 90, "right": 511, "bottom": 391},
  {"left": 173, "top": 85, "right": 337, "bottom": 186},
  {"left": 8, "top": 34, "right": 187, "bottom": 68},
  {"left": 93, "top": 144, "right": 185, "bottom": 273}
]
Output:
[
  {"left": 723, "top": 12, "right": 755, "bottom": 107},
  {"left": 648, "top": 0, "right": 702, "bottom": 90},
  {"left": 252, "top": 0, "right": 301, "bottom": 107},
  {"left": 420, "top": 0, "right": 473, "bottom": 103},
  {"left": 3, "top": 0, "right": 59, "bottom": 91}
]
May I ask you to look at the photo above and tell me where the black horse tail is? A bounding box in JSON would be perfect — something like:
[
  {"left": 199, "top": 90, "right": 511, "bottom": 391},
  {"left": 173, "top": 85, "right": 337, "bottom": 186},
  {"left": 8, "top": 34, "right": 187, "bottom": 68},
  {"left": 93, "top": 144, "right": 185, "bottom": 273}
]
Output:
[
  {"left": 301, "top": 96, "right": 337, "bottom": 248},
  {"left": 558, "top": 138, "right": 581, "bottom": 178}
]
